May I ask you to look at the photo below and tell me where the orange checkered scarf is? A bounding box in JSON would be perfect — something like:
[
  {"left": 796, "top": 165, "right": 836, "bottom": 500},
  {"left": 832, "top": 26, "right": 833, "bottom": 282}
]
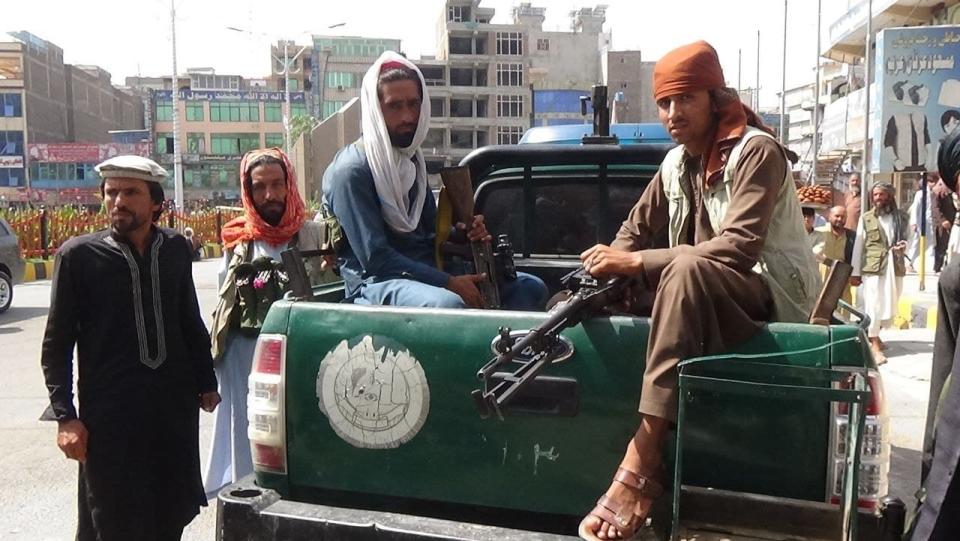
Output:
[{"left": 221, "top": 148, "right": 305, "bottom": 250}]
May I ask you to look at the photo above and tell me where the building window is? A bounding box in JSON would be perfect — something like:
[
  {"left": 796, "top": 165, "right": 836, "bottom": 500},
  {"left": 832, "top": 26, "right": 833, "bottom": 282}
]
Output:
[
  {"left": 0, "top": 93, "right": 22, "bottom": 117},
  {"left": 497, "top": 63, "right": 523, "bottom": 86},
  {"left": 155, "top": 132, "right": 174, "bottom": 154},
  {"left": 325, "top": 72, "right": 356, "bottom": 89},
  {"left": 322, "top": 101, "right": 345, "bottom": 119},
  {"left": 496, "top": 32, "right": 523, "bottom": 55},
  {"left": 291, "top": 103, "right": 307, "bottom": 117},
  {"left": 264, "top": 102, "right": 282, "bottom": 122},
  {"left": 0, "top": 168, "right": 24, "bottom": 187},
  {"left": 186, "top": 133, "right": 206, "bottom": 154},
  {"left": 264, "top": 133, "right": 284, "bottom": 148},
  {"left": 537, "top": 38, "right": 549, "bottom": 51},
  {"left": 185, "top": 102, "right": 204, "bottom": 121},
  {"left": 497, "top": 95, "right": 523, "bottom": 118},
  {"left": 430, "top": 97, "right": 445, "bottom": 117},
  {"left": 155, "top": 101, "right": 173, "bottom": 121},
  {"left": 497, "top": 126, "right": 523, "bottom": 145},
  {"left": 190, "top": 74, "right": 240, "bottom": 91},
  {"left": 448, "top": 5, "right": 470, "bottom": 22},
  {"left": 0, "top": 130, "right": 23, "bottom": 156},
  {"left": 210, "top": 133, "right": 260, "bottom": 155},
  {"left": 209, "top": 101, "right": 260, "bottom": 122}
]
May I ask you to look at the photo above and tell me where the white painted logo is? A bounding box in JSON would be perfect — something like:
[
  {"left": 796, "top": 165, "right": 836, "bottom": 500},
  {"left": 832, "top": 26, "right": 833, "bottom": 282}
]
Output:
[{"left": 316, "top": 335, "right": 430, "bottom": 449}]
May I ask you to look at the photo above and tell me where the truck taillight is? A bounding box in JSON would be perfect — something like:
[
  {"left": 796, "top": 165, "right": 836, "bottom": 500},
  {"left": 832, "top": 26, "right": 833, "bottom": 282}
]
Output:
[
  {"left": 827, "top": 370, "right": 889, "bottom": 511},
  {"left": 249, "top": 334, "right": 287, "bottom": 474}
]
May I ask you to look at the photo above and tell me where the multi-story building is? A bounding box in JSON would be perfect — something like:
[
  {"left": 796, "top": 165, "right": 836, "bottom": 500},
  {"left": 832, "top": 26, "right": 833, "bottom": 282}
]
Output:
[
  {"left": 420, "top": 0, "right": 610, "bottom": 167},
  {"left": 0, "top": 31, "right": 143, "bottom": 198},
  {"left": 311, "top": 36, "right": 401, "bottom": 120},
  {"left": 134, "top": 69, "right": 306, "bottom": 202},
  {"left": 815, "top": 0, "right": 959, "bottom": 196},
  {"left": 605, "top": 50, "right": 657, "bottom": 123},
  {"left": 0, "top": 41, "right": 26, "bottom": 191}
]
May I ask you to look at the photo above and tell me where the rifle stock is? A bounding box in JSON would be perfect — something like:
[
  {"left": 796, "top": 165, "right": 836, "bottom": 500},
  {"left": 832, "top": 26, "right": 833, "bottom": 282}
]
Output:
[{"left": 440, "top": 166, "right": 500, "bottom": 308}]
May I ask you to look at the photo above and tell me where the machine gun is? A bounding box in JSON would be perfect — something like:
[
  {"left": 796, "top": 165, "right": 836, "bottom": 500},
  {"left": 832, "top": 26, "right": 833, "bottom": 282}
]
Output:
[
  {"left": 471, "top": 268, "right": 631, "bottom": 419},
  {"left": 439, "top": 165, "right": 516, "bottom": 309}
]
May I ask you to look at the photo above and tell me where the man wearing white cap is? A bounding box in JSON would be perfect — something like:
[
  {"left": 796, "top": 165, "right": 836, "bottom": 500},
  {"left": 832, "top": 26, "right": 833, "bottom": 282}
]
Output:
[
  {"left": 40, "top": 155, "right": 220, "bottom": 540},
  {"left": 323, "top": 51, "right": 546, "bottom": 309}
]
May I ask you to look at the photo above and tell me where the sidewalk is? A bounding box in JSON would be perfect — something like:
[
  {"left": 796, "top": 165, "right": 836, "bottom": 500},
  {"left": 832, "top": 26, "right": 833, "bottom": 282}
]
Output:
[{"left": 894, "top": 271, "right": 940, "bottom": 329}]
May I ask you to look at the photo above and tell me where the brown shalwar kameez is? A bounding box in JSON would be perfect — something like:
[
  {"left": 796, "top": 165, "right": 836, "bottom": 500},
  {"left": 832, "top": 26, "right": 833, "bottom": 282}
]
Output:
[{"left": 611, "top": 135, "right": 786, "bottom": 422}]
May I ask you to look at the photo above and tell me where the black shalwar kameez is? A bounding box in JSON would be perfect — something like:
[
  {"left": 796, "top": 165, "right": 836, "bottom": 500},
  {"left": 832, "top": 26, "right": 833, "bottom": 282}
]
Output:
[{"left": 41, "top": 227, "right": 217, "bottom": 541}]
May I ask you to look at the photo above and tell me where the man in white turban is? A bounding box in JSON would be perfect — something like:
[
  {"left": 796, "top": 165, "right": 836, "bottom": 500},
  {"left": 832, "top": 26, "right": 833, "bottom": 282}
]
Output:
[{"left": 322, "top": 51, "right": 546, "bottom": 309}]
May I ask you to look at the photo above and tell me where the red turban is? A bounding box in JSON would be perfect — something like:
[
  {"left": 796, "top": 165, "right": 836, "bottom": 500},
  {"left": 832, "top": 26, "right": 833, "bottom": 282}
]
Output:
[{"left": 653, "top": 41, "right": 774, "bottom": 186}]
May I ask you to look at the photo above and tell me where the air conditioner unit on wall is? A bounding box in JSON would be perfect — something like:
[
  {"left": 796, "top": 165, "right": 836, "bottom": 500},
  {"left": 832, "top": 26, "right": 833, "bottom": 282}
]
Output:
[{"left": 337, "top": 85, "right": 345, "bottom": 92}]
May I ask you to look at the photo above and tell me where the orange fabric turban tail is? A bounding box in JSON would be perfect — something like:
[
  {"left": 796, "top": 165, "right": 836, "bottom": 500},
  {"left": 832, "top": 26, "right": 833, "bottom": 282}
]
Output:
[{"left": 220, "top": 147, "right": 306, "bottom": 250}]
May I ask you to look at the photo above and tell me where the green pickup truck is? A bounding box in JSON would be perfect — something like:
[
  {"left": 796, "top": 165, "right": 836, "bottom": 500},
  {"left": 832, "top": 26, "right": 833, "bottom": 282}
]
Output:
[{"left": 216, "top": 127, "right": 905, "bottom": 540}]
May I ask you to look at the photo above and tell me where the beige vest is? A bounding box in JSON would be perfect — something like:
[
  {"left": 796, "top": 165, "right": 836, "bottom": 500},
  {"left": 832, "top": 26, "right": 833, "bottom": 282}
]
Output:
[
  {"left": 658, "top": 127, "right": 821, "bottom": 323},
  {"left": 210, "top": 221, "right": 333, "bottom": 360}
]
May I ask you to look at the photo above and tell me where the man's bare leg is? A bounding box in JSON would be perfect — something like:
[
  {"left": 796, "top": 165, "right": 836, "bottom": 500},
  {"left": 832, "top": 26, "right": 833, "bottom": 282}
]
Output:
[{"left": 580, "top": 414, "right": 670, "bottom": 540}]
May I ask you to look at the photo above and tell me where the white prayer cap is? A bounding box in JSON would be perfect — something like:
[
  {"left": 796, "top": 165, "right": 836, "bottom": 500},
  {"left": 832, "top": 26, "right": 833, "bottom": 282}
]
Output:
[{"left": 95, "top": 155, "right": 167, "bottom": 183}]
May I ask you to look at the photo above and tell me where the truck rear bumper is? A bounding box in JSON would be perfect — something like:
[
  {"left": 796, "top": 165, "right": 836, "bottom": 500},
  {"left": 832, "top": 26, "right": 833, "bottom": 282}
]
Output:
[
  {"left": 217, "top": 476, "right": 905, "bottom": 541},
  {"left": 216, "top": 475, "right": 577, "bottom": 540}
]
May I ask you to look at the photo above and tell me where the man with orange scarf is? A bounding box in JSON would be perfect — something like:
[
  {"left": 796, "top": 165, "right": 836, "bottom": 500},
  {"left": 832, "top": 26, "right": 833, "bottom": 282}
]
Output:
[
  {"left": 578, "top": 42, "right": 819, "bottom": 540},
  {"left": 203, "top": 147, "right": 331, "bottom": 496}
]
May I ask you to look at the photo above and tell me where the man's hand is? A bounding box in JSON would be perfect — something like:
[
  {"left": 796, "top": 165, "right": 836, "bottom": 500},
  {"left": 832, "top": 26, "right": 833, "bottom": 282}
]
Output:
[
  {"left": 446, "top": 274, "right": 484, "bottom": 308},
  {"left": 57, "top": 419, "right": 88, "bottom": 463},
  {"left": 320, "top": 254, "right": 338, "bottom": 272},
  {"left": 456, "top": 215, "right": 492, "bottom": 243},
  {"left": 850, "top": 276, "right": 862, "bottom": 287},
  {"left": 200, "top": 391, "right": 221, "bottom": 412},
  {"left": 580, "top": 244, "right": 643, "bottom": 277},
  {"left": 943, "top": 220, "right": 953, "bottom": 231},
  {"left": 892, "top": 240, "right": 907, "bottom": 256}
]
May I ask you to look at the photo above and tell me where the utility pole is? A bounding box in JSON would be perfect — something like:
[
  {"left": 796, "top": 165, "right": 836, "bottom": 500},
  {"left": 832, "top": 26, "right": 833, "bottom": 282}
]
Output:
[
  {"left": 862, "top": 0, "right": 873, "bottom": 217},
  {"left": 738, "top": 49, "right": 742, "bottom": 94},
  {"left": 811, "top": 0, "right": 822, "bottom": 186},
  {"left": 780, "top": 0, "right": 788, "bottom": 144},
  {"left": 170, "top": 0, "right": 183, "bottom": 214},
  {"left": 756, "top": 30, "right": 761, "bottom": 111},
  {"left": 275, "top": 40, "right": 307, "bottom": 154}
]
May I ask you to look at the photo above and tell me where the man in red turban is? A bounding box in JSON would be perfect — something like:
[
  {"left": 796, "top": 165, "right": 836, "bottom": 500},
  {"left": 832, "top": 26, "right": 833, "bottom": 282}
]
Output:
[{"left": 578, "top": 41, "right": 819, "bottom": 540}]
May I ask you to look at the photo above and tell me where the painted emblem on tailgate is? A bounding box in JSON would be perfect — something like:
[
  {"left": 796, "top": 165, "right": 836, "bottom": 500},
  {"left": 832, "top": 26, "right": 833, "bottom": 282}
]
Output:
[{"left": 316, "top": 335, "right": 430, "bottom": 449}]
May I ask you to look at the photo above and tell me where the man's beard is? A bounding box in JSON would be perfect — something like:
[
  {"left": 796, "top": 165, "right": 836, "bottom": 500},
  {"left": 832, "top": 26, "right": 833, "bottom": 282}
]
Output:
[
  {"left": 257, "top": 201, "right": 285, "bottom": 226},
  {"left": 875, "top": 202, "right": 894, "bottom": 215},
  {"left": 851, "top": 187, "right": 861, "bottom": 196},
  {"left": 111, "top": 209, "right": 144, "bottom": 235},
  {"left": 389, "top": 127, "right": 416, "bottom": 148}
]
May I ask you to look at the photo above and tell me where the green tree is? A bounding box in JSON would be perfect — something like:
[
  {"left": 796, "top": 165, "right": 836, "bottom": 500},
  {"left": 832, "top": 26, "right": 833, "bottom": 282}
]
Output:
[{"left": 289, "top": 115, "right": 321, "bottom": 143}]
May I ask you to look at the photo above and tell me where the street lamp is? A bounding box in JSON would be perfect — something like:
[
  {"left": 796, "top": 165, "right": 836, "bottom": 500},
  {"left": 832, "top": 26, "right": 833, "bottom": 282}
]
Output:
[{"left": 227, "top": 23, "right": 345, "bottom": 154}]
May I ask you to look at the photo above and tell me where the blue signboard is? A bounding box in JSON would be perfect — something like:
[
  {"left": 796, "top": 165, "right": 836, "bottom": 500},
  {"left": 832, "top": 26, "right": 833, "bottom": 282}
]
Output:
[{"left": 873, "top": 25, "right": 960, "bottom": 173}]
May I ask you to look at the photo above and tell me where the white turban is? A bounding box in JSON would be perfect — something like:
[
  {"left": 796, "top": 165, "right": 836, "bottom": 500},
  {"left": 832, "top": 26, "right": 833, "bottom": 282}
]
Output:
[{"left": 360, "top": 51, "right": 431, "bottom": 233}]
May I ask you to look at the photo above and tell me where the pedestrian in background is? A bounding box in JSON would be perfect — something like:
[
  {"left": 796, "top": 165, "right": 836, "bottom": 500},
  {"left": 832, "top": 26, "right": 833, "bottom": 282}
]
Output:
[
  {"left": 844, "top": 172, "right": 862, "bottom": 230},
  {"left": 204, "top": 148, "right": 333, "bottom": 497},
  {"left": 850, "top": 183, "right": 909, "bottom": 364},
  {"left": 40, "top": 155, "right": 220, "bottom": 541}
]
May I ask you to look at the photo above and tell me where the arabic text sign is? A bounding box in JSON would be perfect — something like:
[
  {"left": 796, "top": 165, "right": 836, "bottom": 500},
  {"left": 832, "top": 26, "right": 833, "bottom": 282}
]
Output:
[
  {"left": 153, "top": 90, "right": 306, "bottom": 102},
  {"left": 0, "top": 156, "right": 24, "bottom": 168},
  {"left": 873, "top": 26, "right": 960, "bottom": 174}
]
